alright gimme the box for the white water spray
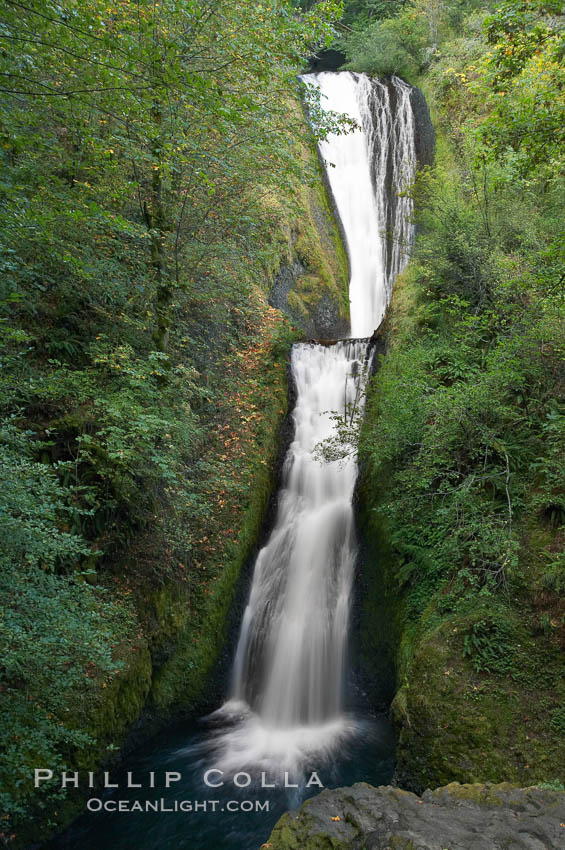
[208,72,417,776]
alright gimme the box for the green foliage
[0,565,135,810]
[344,0,565,183]
[341,0,408,26]
[536,779,565,791]
[361,152,565,619]
[550,707,565,736]
[0,0,348,356]
[0,422,92,572]
[478,0,565,178]
[542,550,565,594]
[0,422,137,824]
[462,616,516,674]
[295,0,401,26]
[341,0,487,77]
[0,419,137,824]
[356,0,565,789]
[344,3,431,77]
[0,0,354,841]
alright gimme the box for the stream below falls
[48,70,418,850]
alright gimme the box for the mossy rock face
[268,137,350,340]
[357,254,565,794]
[392,619,565,793]
[266,782,565,850]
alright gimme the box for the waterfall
[209,71,417,776]
[308,72,416,337]
[231,341,370,727]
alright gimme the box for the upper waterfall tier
[303,72,417,338]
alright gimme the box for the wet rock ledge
[265,782,565,850]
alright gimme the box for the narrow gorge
[3,3,564,850]
[45,71,425,850]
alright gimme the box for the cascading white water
[208,71,417,776]
[209,341,371,775]
[232,341,369,726]
[306,71,417,337]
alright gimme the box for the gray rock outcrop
[266,782,565,850]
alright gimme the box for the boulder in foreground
[266,781,565,850]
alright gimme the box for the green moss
[292,165,350,323]
[149,446,280,717]
[268,129,350,333]
[356,481,400,704]
[433,782,518,806]
[269,816,352,850]
[388,839,416,850]
[358,192,565,792]
[392,616,565,791]
[145,319,295,720]
[81,644,152,760]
